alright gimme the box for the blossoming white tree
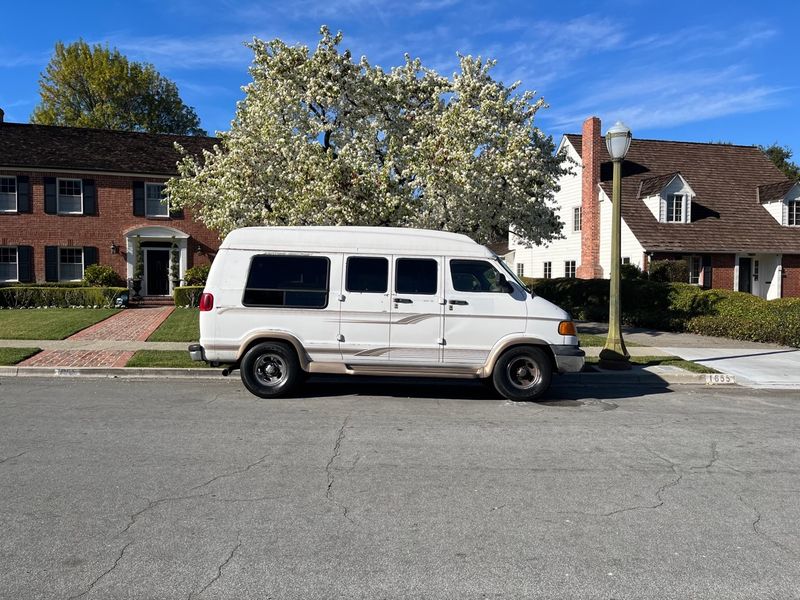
[168,27,568,245]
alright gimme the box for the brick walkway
[20,307,174,367]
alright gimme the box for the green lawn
[147,308,200,342]
[126,350,211,368]
[0,347,41,365]
[578,333,641,347]
[0,309,118,340]
[585,355,717,374]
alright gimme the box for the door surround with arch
[125,225,189,296]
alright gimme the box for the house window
[0,247,18,282]
[0,177,17,212]
[58,179,83,214]
[789,200,800,226]
[516,263,524,278]
[543,262,552,279]
[689,256,701,285]
[666,194,683,223]
[145,183,168,217]
[565,260,576,278]
[622,257,631,264]
[573,207,582,232]
[59,248,84,281]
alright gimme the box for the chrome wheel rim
[507,356,541,390]
[254,353,287,387]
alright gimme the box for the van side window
[395,258,437,295]
[243,255,329,308]
[450,260,506,293]
[346,257,388,293]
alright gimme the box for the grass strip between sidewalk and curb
[126,350,211,368]
[584,355,718,374]
[578,333,641,347]
[146,308,200,342]
[0,309,118,340]
[0,347,41,365]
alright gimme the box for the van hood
[528,295,571,321]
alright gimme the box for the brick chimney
[576,116,604,279]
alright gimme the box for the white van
[189,226,584,401]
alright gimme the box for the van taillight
[199,293,214,311]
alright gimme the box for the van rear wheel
[493,346,552,401]
[240,342,301,398]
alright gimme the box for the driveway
[1,376,798,599]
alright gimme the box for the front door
[145,249,170,295]
[389,256,444,363]
[738,257,752,294]
[443,258,527,365]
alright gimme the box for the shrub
[0,287,126,308]
[173,286,204,307]
[83,264,124,287]
[649,259,689,283]
[620,263,644,280]
[184,264,211,286]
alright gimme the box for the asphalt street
[0,376,798,599]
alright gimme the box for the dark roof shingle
[564,134,798,253]
[0,122,217,176]
[757,180,796,203]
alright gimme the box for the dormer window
[666,194,684,222]
[789,199,800,227]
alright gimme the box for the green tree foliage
[760,143,800,181]
[31,40,206,135]
[168,27,568,244]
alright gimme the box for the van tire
[240,341,301,398]
[492,346,552,401]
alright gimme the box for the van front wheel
[240,342,301,398]
[492,346,552,401]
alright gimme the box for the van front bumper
[552,345,585,373]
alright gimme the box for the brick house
[0,113,220,296]
[510,116,800,298]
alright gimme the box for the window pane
[0,192,15,211]
[59,248,83,281]
[0,177,15,193]
[396,258,437,295]
[0,247,17,281]
[146,183,168,216]
[243,255,329,308]
[346,257,388,293]
[58,179,82,213]
[450,260,505,292]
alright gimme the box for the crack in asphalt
[68,541,133,600]
[191,453,271,491]
[736,494,797,556]
[690,441,719,472]
[188,533,242,600]
[325,416,354,523]
[0,451,26,464]
[120,494,210,535]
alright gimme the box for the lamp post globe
[599,121,632,370]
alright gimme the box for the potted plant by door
[170,237,181,291]
[131,235,144,300]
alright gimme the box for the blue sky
[1,0,798,154]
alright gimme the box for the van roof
[220,226,495,257]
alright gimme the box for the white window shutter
[783,200,789,226]
[659,195,666,222]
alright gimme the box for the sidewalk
[580,322,800,389]
[16,307,174,368]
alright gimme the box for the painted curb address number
[705,373,736,385]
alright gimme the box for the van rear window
[243,255,329,308]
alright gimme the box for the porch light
[110,242,119,254]
[605,121,632,161]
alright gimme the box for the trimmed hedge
[174,286,204,307]
[184,264,211,286]
[0,286,127,308]
[525,277,800,347]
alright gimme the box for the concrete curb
[0,365,730,387]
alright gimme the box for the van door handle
[448,299,469,306]
[394,297,413,304]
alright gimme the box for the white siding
[763,199,783,224]
[510,138,582,277]
[599,189,646,273]
[642,195,660,220]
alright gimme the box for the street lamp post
[599,121,632,370]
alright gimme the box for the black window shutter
[83,246,98,269]
[169,205,184,219]
[44,178,57,214]
[82,179,96,215]
[17,245,33,282]
[133,182,145,216]
[45,246,59,282]
[16,176,31,213]
[702,255,713,289]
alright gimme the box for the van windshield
[494,256,532,295]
